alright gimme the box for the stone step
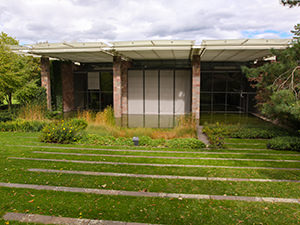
[9,157,300,170]
[28,168,300,183]
[0,182,299,204]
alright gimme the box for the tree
[0,32,41,109]
[242,24,300,127]
[281,0,300,7]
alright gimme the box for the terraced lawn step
[225,143,265,145]
[1,182,299,204]
[32,151,300,163]
[3,212,153,225]
[8,144,281,154]
[28,168,300,183]
[10,157,300,170]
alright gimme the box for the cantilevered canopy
[28,42,114,63]
[110,40,195,60]
[194,39,291,62]
[18,39,291,63]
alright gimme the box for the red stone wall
[113,56,130,118]
[192,55,201,119]
[40,57,51,110]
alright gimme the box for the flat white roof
[15,39,291,63]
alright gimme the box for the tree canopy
[281,0,300,7]
[0,32,41,109]
[242,24,300,128]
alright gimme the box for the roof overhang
[195,39,291,62]
[28,42,114,63]
[14,39,291,63]
[110,40,194,60]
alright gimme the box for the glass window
[227,72,241,92]
[100,71,113,92]
[200,93,212,112]
[212,73,227,92]
[212,94,225,111]
[201,72,212,91]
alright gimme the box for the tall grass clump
[18,104,46,121]
[151,114,197,139]
[94,106,115,126]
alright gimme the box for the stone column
[61,62,75,112]
[113,56,122,119]
[192,55,201,120]
[113,56,130,125]
[41,57,51,110]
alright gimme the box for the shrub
[231,126,290,139]
[267,136,300,151]
[0,111,14,122]
[166,138,206,149]
[0,120,47,132]
[202,122,233,148]
[79,134,205,149]
[40,119,87,144]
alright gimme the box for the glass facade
[74,71,113,111]
[200,63,256,113]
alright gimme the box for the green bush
[267,136,300,151]
[0,119,47,132]
[40,119,87,144]
[231,126,290,139]
[202,122,233,148]
[79,134,205,149]
[0,111,14,122]
[166,138,206,149]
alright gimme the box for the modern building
[23,39,290,127]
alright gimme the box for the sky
[0,0,299,45]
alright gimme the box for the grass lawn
[1,132,300,224]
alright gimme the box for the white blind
[145,70,158,114]
[160,70,174,115]
[88,72,100,90]
[128,70,143,114]
[175,70,191,114]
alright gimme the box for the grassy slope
[1,132,300,224]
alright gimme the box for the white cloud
[0,0,299,44]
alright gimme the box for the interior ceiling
[25,39,290,63]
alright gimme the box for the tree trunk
[7,93,12,110]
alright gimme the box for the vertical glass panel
[227,72,242,92]
[88,92,100,110]
[212,72,227,91]
[159,115,174,128]
[101,93,113,111]
[145,115,159,128]
[88,72,100,90]
[128,115,144,128]
[201,72,212,91]
[200,93,212,112]
[128,70,143,114]
[74,73,87,109]
[100,71,113,92]
[160,70,174,115]
[212,94,225,111]
[227,93,240,112]
[145,70,158,114]
[175,70,191,115]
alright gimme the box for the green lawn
[1,132,300,224]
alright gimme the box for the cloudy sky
[0,0,299,45]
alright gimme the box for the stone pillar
[113,56,122,119]
[61,62,75,112]
[113,56,130,125]
[41,57,51,110]
[192,55,201,120]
